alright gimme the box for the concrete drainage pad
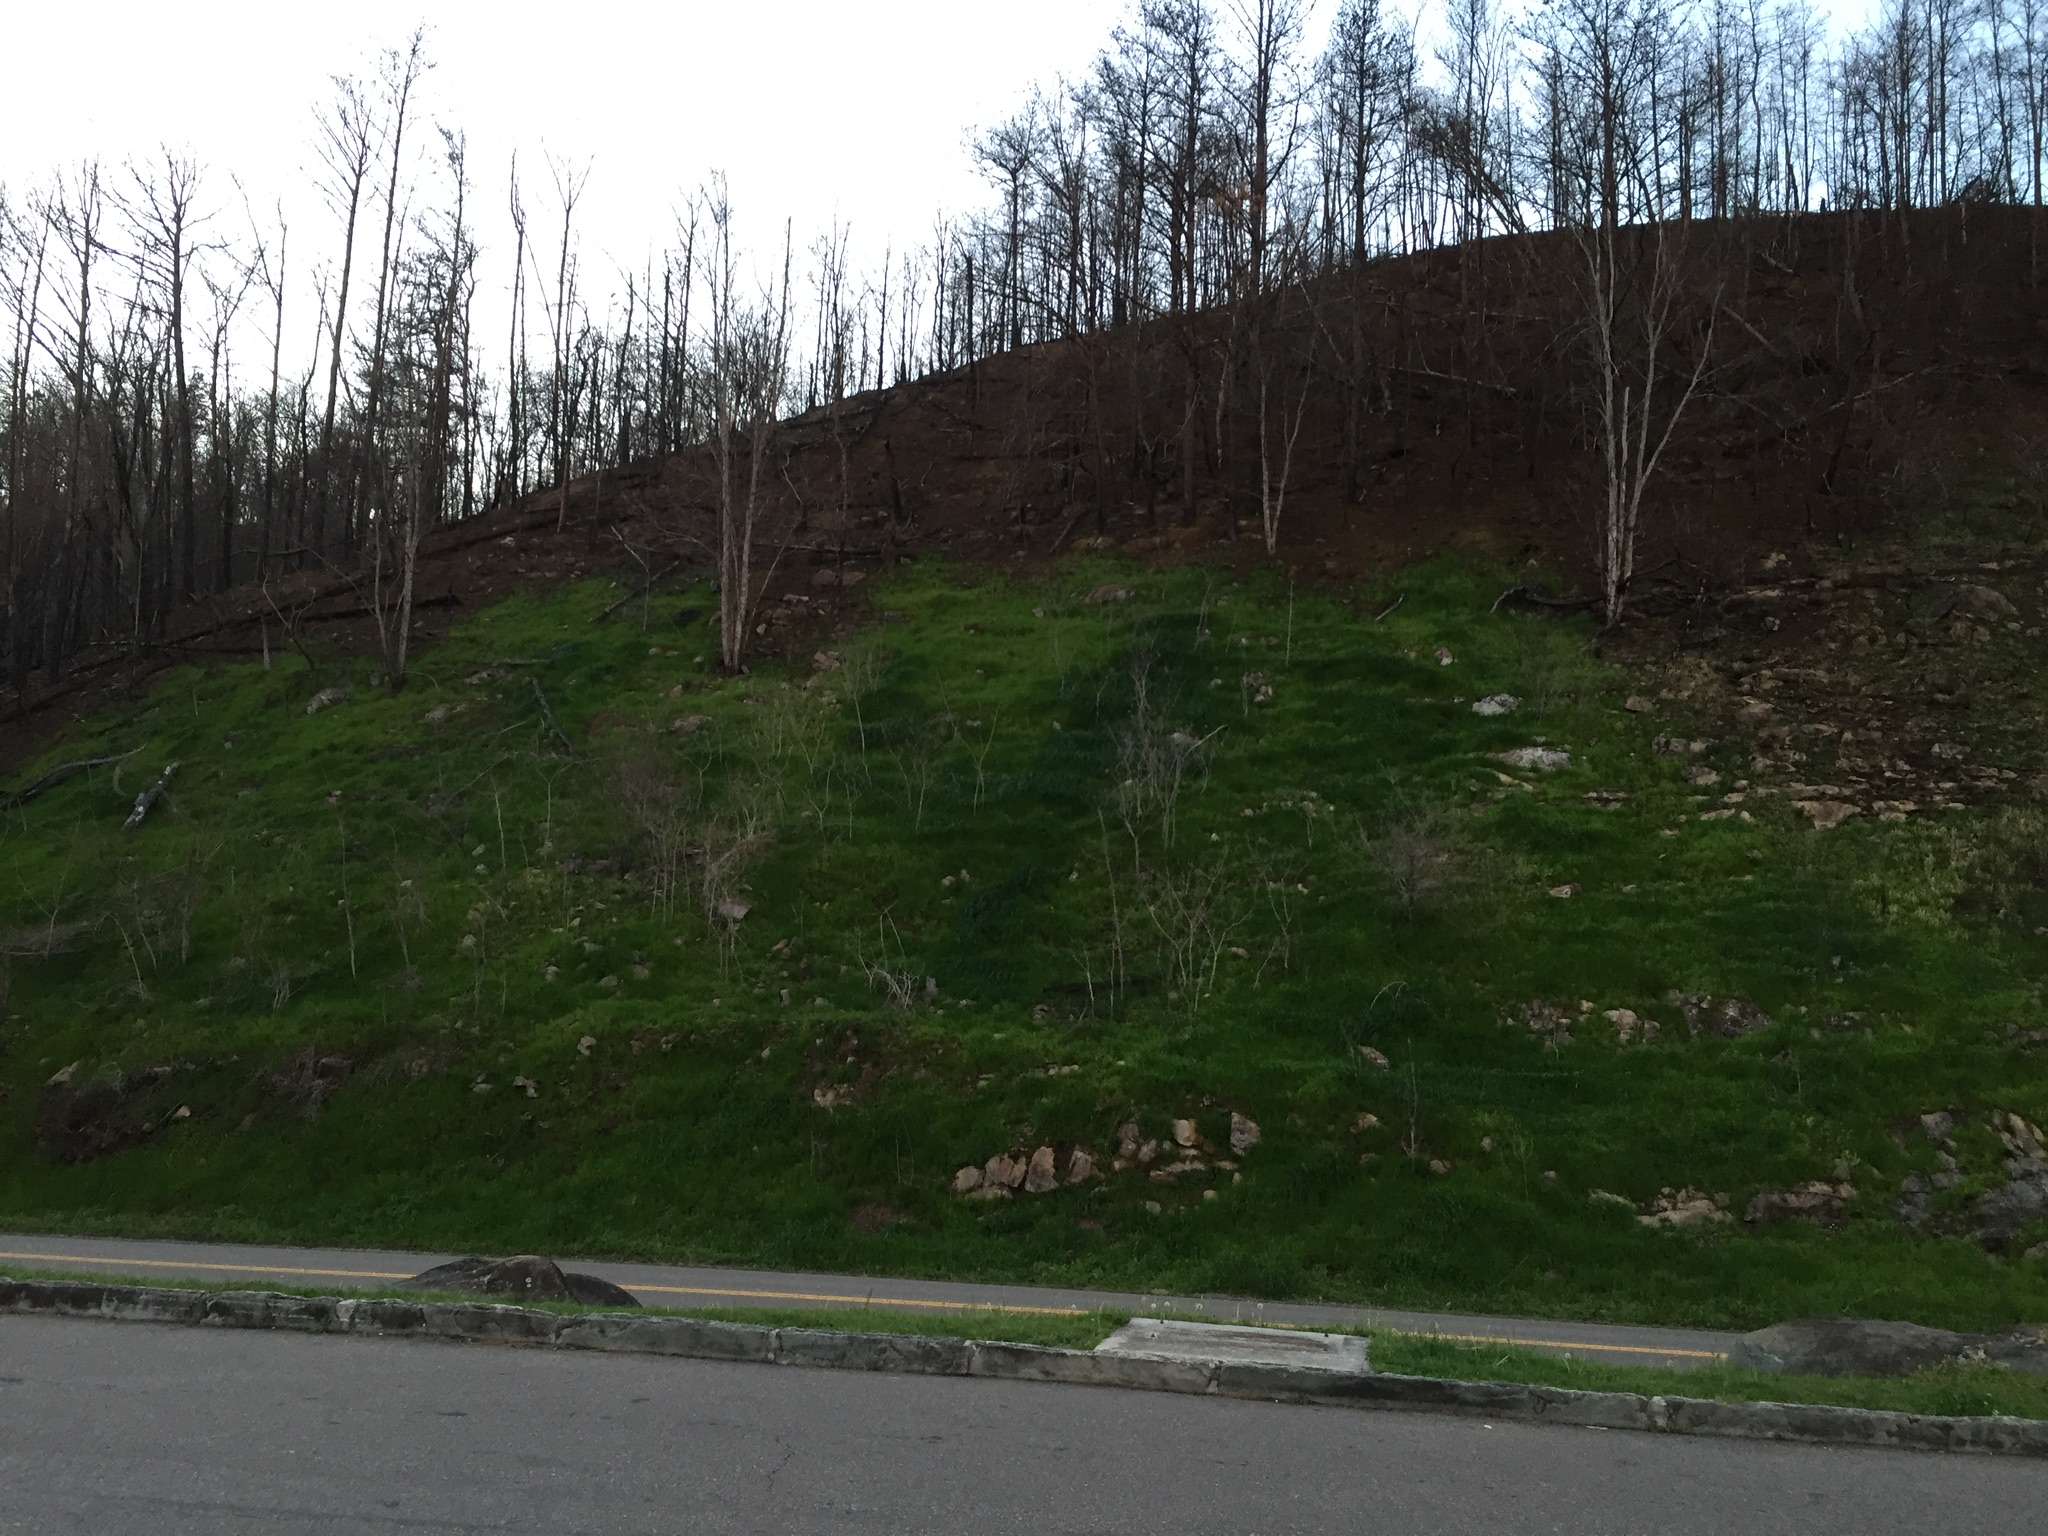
[1098,1318,1372,1375]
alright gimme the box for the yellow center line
[630,1283,1087,1315]
[0,1251,1727,1359]
[1414,1330,1727,1360]
[0,1250,414,1281]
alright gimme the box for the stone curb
[5,1278,2044,1458]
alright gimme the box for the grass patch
[0,553,2044,1332]
[1369,1329,2048,1422]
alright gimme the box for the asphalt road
[0,1231,1733,1369]
[2,1313,2040,1535]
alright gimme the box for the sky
[1,0,1877,377]
[0,0,1117,371]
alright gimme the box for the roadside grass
[1,552,2045,1332]
[1367,1329,2048,1422]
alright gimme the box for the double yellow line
[0,1249,1727,1361]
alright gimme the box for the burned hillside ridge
[8,206,2046,777]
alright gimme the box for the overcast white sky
[2,0,1874,376]
[1,0,1123,371]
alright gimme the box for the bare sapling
[609,743,698,918]
[1575,218,1716,625]
[1140,854,1244,1033]
[1359,802,1472,914]
[698,780,774,971]
[700,184,795,672]
[1111,657,1222,866]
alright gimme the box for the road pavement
[0,1229,1733,1369]
[3,1312,2040,1535]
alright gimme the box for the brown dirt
[9,206,2048,814]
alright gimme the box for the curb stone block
[778,1327,973,1375]
[3,1278,2045,1457]
[205,1291,344,1333]
[970,1340,1217,1394]
[349,1298,432,1335]
[1663,1395,2048,1455]
[558,1315,775,1361]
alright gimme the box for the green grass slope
[2,556,2044,1332]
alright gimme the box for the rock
[46,1062,78,1087]
[577,1035,596,1056]
[1745,1181,1856,1226]
[1604,1007,1640,1042]
[715,897,751,924]
[1434,647,1454,666]
[1681,763,1721,787]
[1358,1045,1390,1070]
[951,1165,983,1194]
[1084,583,1132,604]
[1674,994,1772,1040]
[400,1255,640,1309]
[513,1075,538,1098]
[1024,1145,1058,1194]
[811,650,843,672]
[1509,1000,1574,1046]
[1172,1118,1199,1148]
[1919,1110,1958,1145]
[810,567,865,588]
[1471,693,1519,716]
[1547,883,1580,899]
[1930,584,2018,621]
[671,714,710,734]
[2025,1240,2048,1263]
[1589,1189,1634,1210]
[1499,746,1570,771]
[1638,1188,1732,1227]
[1116,1120,1142,1160]
[1065,1148,1096,1184]
[304,686,352,716]
[1893,1173,1931,1229]
[1974,1166,2048,1249]
[1796,799,1860,831]
[983,1153,1026,1190]
[1729,1317,2048,1378]
[1229,1112,1261,1154]
[1652,736,1708,756]
[1624,696,1653,713]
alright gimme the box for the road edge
[5,1277,2042,1458]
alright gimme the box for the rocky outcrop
[1729,1317,2048,1378]
[400,1255,640,1309]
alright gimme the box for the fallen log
[2,747,142,812]
[122,763,178,832]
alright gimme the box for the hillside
[2,211,2048,1331]
[2,539,2047,1330]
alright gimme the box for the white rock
[1472,694,1519,716]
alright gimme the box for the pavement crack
[761,1433,796,1494]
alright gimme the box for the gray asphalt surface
[0,1230,1733,1369]
[2,1313,2040,1535]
